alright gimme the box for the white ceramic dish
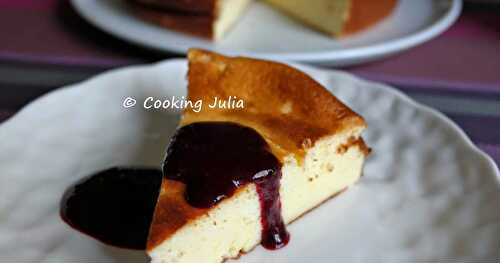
[0,59,499,263]
[71,0,462,66]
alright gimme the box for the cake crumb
[280,101,293,114]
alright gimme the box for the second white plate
[71,0,462,66]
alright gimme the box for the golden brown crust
[129,2,214,39]
[129,0,216,14]
[342,0,398,36]
[147,50,367,251]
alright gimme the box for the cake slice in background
[147,49,370,263]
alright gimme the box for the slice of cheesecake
[264,0,398,36]
[129,0,252,40]
[147,49,370,263]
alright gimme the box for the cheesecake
[146,49,370,263]
[127,0,397,40]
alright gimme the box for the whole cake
[146,49,370,263]
[128,0,398,40]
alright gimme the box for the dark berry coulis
[60,167,162,250]
[60,122,289,250]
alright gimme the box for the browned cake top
[181,49,366,159]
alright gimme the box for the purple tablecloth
[0,0,499,166]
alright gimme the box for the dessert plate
[70,0,461,66]
[0,59,499,263]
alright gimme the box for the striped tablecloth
[0,0,499,166]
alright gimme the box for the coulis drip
[60,167,162,250]
[255,171,290,249]
[164,122,289,249]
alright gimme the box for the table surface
[0,0,499,166]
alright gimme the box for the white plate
[0,59,499,263]
[71,0,462,66]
